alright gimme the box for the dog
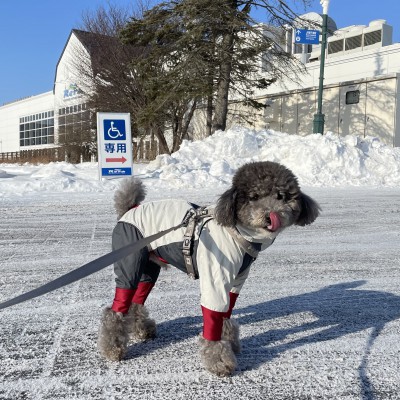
[98,161,320,376]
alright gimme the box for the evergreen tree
[121,0,307,139]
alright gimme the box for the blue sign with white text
[102,167,132,176]
[103,119,126,140]
[295,29,320,45]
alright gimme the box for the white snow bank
[1,126,400,196]
[144,127,400,188]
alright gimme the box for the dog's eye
[277,191,286,201]
[249,194,259,201]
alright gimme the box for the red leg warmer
[111,288,136,314]
[132,282,155,305]
[223,292,239,319]
[201,292,239,341]
[201,306,225,341]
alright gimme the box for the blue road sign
[104,119,126,141]
[295,29,320,45]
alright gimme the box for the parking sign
[97,112,133,178]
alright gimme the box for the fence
[0,148,63,163]
[0,140,160,164]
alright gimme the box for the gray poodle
[98,161,320,376]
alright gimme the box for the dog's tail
[114,177,147,219]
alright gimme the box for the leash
[0,223,182,311]
[0,206,260,311]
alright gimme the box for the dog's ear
[295,192,321,226]
[214,187,237,227]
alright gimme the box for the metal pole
[313,1,330,134]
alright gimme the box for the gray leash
[0,223,182,311]
[0,207,260,311]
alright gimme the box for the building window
[293,43,313,54]
[328,39,344,54]
[57,103,92,146]
[364,30,382,47]
[345,35,362,51]
[19,110,54,147]
[345,90,360,105]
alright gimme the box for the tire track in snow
[39,219,98,381]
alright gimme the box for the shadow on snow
[126,280,400,399]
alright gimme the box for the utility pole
[313,0,330,134]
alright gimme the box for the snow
[1,127,400,399]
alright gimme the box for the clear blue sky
[1,0,400,105]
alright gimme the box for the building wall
[0,32,93,158]
[261,75,400,146]
[0,92,54,153]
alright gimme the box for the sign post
[312,0,331,135]
[97,112,133,179]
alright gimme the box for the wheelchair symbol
[104,119,126,140]
[107,121,123,139]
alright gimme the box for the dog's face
[214,161,320,234]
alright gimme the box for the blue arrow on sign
[295,29,320,45]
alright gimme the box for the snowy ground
[1,128,400,399]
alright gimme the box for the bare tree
[121,0,308,137]
[66,1,173,158]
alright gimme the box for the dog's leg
[199,336,237,377]
[221,318,241,354]
[126,303,157,340]
[126,281,157,340]
[98,287,136,361]
[97,307,129,361]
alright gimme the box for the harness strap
[182,207,210,279]
[181,207,259,279]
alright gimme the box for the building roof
[53,29,145,93]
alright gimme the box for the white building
[0,29,100,161]
[2,15,400,160]
[255,14,400,146]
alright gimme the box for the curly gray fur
[126,303,157,340]
[221,318,241,354]
[97,307,129,361]
[114,177,147,219]
[199,336,237,376]
[214,161,321,229]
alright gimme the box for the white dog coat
[118,199,278,314]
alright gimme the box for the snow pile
[0,162,117,196]
[145,127,400,188]
[1,126,400,196]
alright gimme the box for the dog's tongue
[268,212,281,231]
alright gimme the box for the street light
[313,0,330,134]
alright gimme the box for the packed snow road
[1,186,400,400]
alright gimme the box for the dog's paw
[126,303,157,340]
[199,337,237,377]
[222,318,241,354]
[97,307,129,361]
